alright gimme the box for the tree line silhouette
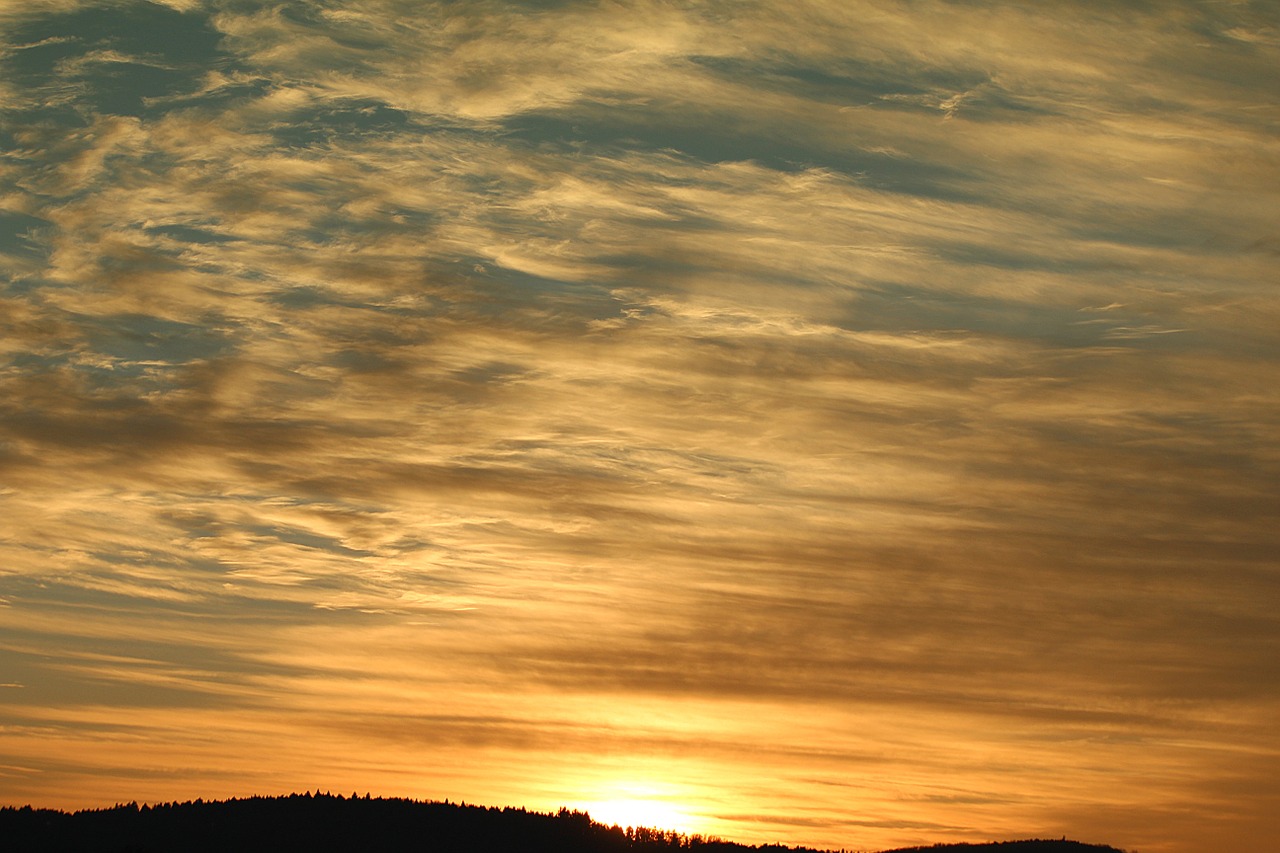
[0,792,1129,853]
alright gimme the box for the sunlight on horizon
[569,781,707,837]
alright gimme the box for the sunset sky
[1,1,1278,851]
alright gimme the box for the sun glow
[582,797,698,834]
[569,780,706,836]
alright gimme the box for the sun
[581,797,697,834]
[572,783,703,835]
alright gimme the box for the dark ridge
[879,843,1130,853]
[0,793,1128,853]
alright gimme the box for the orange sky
[1,2,1278,852]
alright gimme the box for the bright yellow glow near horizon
[570,782,706,836]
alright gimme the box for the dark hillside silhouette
[0,793,1128,853]
[880,843,1128,853]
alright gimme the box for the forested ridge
[0,793,1129,853]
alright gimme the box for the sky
[1,1,1278,851]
